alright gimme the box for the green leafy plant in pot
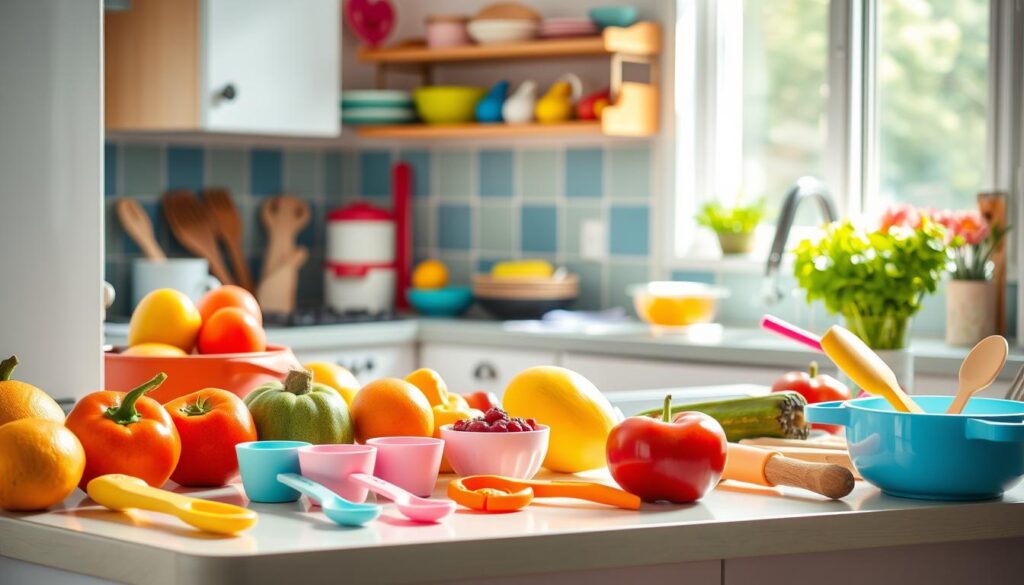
[696,199,766,255]
[792,205,948,351]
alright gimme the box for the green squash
[245,369,353,444]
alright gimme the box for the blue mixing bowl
[807,396,1024,501]
[408,287,474,317]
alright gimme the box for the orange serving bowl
[104,344,301,404]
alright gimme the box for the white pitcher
[502,81,537,125]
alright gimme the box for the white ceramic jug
[502,81,537,125]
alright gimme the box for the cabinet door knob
[220,84,237,101]
[473,362,498,381]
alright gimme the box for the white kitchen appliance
[325,202,395,314]
[325,163,412,315]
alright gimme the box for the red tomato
[606,396,727,503]
[462,391,500,412]
[197,308,267,354]
[771,361,851,433]
[164,388,257,486]
[197,285,263,324]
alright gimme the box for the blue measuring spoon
[277,473,381,527]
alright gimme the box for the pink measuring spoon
[760,315,824,352]
[348,473,454,523]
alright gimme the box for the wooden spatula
[162,190,234,285]
[203,187,252,290]
[257,246,308,314]
[820,325,923,413]
[260,195,310,279]
[116,198,165,261]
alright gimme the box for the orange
[121,343,187,357]
[305,362,361,407]
[0,419,85,510]
[0,356,65,427]
[404,368,450,407]
[351,378,433,443]
[411,260,448,290]
[128,288,202,353]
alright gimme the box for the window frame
[669,0,1024,276]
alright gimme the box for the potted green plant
[695,200,766,255]
[932,208,1009,346]
[792,205,949,388]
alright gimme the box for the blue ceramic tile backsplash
[103,139,1016,337]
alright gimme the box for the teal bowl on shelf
[806,396,1024,501]
[589,6,638,28]
[408,287,474,317]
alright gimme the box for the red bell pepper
[606,395,727,503]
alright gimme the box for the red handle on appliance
[393,162,412,310]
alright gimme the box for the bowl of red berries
[439,408,550,479]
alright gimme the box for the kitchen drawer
[418,343,559,396]
[296,344,416,385]
[561,352,788,391]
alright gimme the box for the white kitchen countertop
[3,470,1023,585]
[104,318,1024,380]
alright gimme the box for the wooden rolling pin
[741,445,862,480]
[740,437,848,451]
[723,443,855,499]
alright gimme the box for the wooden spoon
[115,198,165,261]
[203,187,252,291]
[162,190,234,285]
[820,325,924,413]
[946,335,1008,414]
[260,195,310,278]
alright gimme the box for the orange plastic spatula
[820,325,923,413]
[448,476,641,513]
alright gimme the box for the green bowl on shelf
[413,86,487,124]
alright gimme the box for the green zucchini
[636,392,810,441]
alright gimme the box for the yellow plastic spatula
[87,474,257,535]
[820,325,924,413]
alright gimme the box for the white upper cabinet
[105,0,340,137]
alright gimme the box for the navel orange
[0,356,65,428]
[0,418,85,511]
[351,378,433,443]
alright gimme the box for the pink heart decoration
[345,0,396,47]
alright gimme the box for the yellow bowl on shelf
[631,282,729,328]
[413,86,487,124]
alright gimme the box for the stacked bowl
[467,2,540,44]
[539,18,598,39]
[340,90,417,126]
[472,273,579,320]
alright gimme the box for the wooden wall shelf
[356,23,662,139]
[354,121,603,139]
[358,22,661,66]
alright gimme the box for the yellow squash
[502,366,618,473]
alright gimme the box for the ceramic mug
[131,258,220,308]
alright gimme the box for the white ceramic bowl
[439,424,550,479]
[467,19,538,44]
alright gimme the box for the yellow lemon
[127,289,202,353]
[502,366,617,473]
[412,260,449,290]
[404,368,449,407]
[305,362,361,407]
[121,343,188,357]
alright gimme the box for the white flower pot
[945,279,996,346]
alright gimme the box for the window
[871,0,990,210]
[675,0,1020,259]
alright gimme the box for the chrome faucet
[762,176,839,304]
